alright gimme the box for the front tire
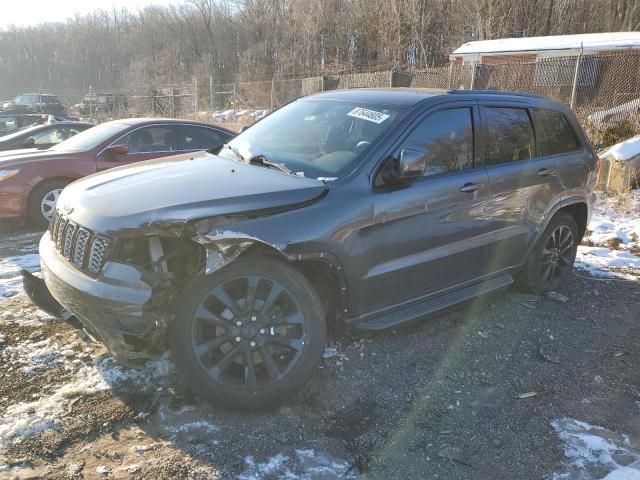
[27,179,70,229]
[518,212,579,293]
[170,255,326,410]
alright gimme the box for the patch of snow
[239,449,356,480]
[0,254,40,298]
[323,347,338,359]
[550,418,640,480]
[602,136,640,162]
[168,420,219,435]
[0,355,159,446]
[576,246,640,279]
[578,191,640,280]
[1,338,68,374]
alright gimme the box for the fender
[525,195,589,259]
[192,229,288,274]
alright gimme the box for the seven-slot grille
[49,211,112,275]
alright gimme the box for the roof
[452,32,640,56]
[308,88,447,106]
[307,88,557,107]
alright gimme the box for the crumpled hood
[59,150,328,236]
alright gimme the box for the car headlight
[0,169,20,182]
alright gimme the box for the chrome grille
[49,212,111,275]
[73,229,90,267]
[55,218,68,252]
[88,236,110,274]
[62,223,77,258]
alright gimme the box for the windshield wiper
[248,155,291,175]
[221,143,291,175]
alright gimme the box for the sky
[0,0,187,28]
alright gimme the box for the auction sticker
[347,107,390,124]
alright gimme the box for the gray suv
[24,89,598,410]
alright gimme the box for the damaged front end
[24,215,288,366]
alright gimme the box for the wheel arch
[556,202,588,241]
[26,176,75,205]
[25,176,76,219]
[525,198,588,262]
[193,233,349,329]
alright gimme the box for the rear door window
[178,126,228,151]
[531,109,581,156]
[397,108,474,177]
[483,107,535,165]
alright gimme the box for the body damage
[30,153,335,363]
[25,90,596,367]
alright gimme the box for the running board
[354,273,513,331]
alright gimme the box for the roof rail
[447,89,545,99]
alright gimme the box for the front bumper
[35,232,165,364]
[0,184,26,219]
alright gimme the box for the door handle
[537,168,557,177]
[459,182,483,193]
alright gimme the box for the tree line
[0,0,638,96]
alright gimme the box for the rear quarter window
[531,109,582,156]
[483,107,535,165]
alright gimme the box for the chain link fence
[5,51,636,141]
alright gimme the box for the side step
[355,273,513,331]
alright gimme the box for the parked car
[0,113,80,137]
[0,113,47,136]
[1,93,65,114]
[0,118,234,227]
[77,93,128,116]
[23,89,597,410]
[0,122,93,152]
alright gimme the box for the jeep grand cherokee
[24,88,597,410]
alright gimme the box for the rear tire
[170,255,326,410]
[27,179,70,229]
[517,212,578,294]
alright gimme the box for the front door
[355,105,493,313]
[96,125,179,171]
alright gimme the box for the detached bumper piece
[22,269,65,318]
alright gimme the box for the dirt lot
[1,213,639,479]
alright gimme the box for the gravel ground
[0,219,639,480]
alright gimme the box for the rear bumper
[37,232,165,364]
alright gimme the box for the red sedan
[0,118,234,227]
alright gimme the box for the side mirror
[103,144,129,158]
[381,148,426,185]
[239,125,250,133]
[23,137,35,147]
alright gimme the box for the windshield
[0,124,42,142]
[220,98,404,179]
[51,121,128,152]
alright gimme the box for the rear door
[530,108,589,193]
[480,104,564,271]
[356,103,492,312]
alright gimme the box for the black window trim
[178,124,231,151]
[479,103,538,168]
[372,101,481,186]
[98,123,229,157]
[529,107,584,159]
